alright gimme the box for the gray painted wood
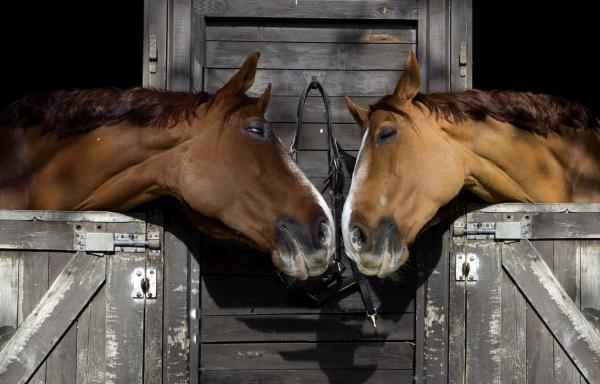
[0,210,144,222]
[0,221,74,251]
[448,210,467,384]
[531,213,600,239]
[0,251,19,338]
[201,313,414,343]
[267,96,377,124]
[76,286,106,384]
[189,235,201,384]
[163,212,190,384]
[0,252,105,384]
[168,0,192,91]
[500,267,527,384]
[206,68,403,97]
[422,0,449,92]
[580,241,600,332]
[143,0,168,89]
[297,150,358,178]
[206,41,415,70]
[466,239,502,384]
[554,241,583,383]
[526,241,555,384]
[145,211,164,384]
[200,369,414,384]
[201,342,414,370]
[197,0,419,19]
[191,0,206,92]
[274,123,362,150]
[46,252,78,384]
[502,240,600,384]
[450,0,472,91]
[17,251,48,384]
[207,25,416,44]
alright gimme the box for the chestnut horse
[342,51,600,277]
[0,52,333,280]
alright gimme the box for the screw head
[147,292,153,298]
[136,292,143,298]
[469,255,475,261]
[149,270,154,275]
[468,276,474,281]
[458,254,463,259]
[136,271,142,276]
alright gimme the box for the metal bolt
[468,276,474,281]
[459,276,465,281]
[136,292,143,298]
[147,292,153,298]
[469,255,475,261]
[136,271,142,276]
[149,270,154,275]
[458,254,463,259]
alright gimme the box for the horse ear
[393,51,420,102]
[256,83,271,116]
[345,97,369,135]
[215,52,260,100]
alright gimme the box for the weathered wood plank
[46,252,78,384]
[466,240,502,384]
[206,41,415,70]
[76,286,106,384]
[200,369,414,384]
[530,213,600,239]
[206,69,402,97]
[526,241,555,384]
[500,268,527,384]
[201,313,414,343]
[143,0,168,89]
[0,210,145,223]
[448,216,466,384]
[502,240,600,384]
[17,251,48,384]
[105,219,146,384]
[197,0,419,20]
[201,275,414,315]
[201,342,414,370]
[554,241,583,383]
[167,0,192,91]
[163,212,190,384]
[274,123,362,150]
[0,251,19,340]
[297,150,358,178]
[580,240,600,333]
[206,25,416,44]
[0,221,74,251]
[144,211,164,384]
[0,252,105,384]
[267,96,377,124]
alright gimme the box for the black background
[1,1,598,115]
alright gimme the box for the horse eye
[377,127,397,144]
[246,123,265,137]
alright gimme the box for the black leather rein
[289,79,378,329]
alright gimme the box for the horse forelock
[369,90,599,137]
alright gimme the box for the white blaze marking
[342,128,369,263]
[379,195,387,207]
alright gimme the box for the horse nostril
[350,226,366,252]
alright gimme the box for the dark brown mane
[0,87,211,137]
[370,90,600,136]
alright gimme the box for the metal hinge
[149,34,158,74]
[75,232,161,253]
[459,40,468,77]
[456,253,478,281]
[132,267,157,299]
[453,221,531,240]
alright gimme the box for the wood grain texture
[448,224,466,384]
[0,221,74,251]
[500,269,527,384]
[0,252,105,384]
[207,25,416,43]
[206,41,415,70]
[0,251,19,336]
[168,0,192,91]
[197,0,419,19]
[531,213,600,239]
[143,0,168,89]
[274,123,362,150]
[201,313,414,343]
[201,342,414,370]
[267,96,377,124]
[76,286,106,384]
[206,68,402,96]
[200,369,414,384]
[503,240,600,384]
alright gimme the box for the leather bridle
[288,78,378,330]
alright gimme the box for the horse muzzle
[344,219,409,278]
[273,217,334,280]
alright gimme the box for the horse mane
[0,87,213,137]
[370,89,600,136]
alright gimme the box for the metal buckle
[367,311,378,332]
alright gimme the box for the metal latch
[75,232,161,253]
[454,221,531,240]
[132,267,157,299]
[149,34,158,74]
[459,40,468,77]
[456,253,478,281]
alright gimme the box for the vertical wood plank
[0,251,19,344]
[554,241,582,383]
[424,0,449,92]
[527,241,555,384]
[143,0,168,89]
[191,0,206,92]
[163,212,190,384]
[450,0,472,91]
[18,251,48,384]
[466,240,502,384]
[77,286,106,384]
[580,240,600,332]
[448,222,466,384]
[145,210,164,384]
[500,269,526,384]
[46,252,78,384]
[168,0,192,91]
[189,242,200,384]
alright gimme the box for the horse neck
[450,118,600,203]
[1,120,195,210]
